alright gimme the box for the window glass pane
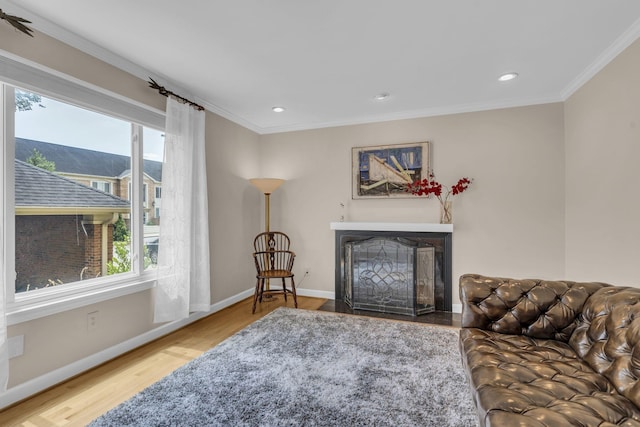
[143,127,164,269]
[91,181,112,194]
[143,183,148,204]
[14,88,133,293]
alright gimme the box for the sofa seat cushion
[461,328,640,427]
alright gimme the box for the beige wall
[8,292,153,386]
[1,27,260,388]
[206,113,261,302]
[260,103,567,301]
[565,38,640,284]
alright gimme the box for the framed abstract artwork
[352,141,430,199]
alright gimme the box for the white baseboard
[210,288,254,312]
[0,288,254,410]
[451,303,462,314]
[296,288,335,300]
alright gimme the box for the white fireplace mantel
[329,222,453,233]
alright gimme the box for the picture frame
[352,141,430,199]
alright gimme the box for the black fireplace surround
[334,229,453,313]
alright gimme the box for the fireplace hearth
[332,222,452,314]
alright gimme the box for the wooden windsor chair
[252,231,298,314]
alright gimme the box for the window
[14,90,136,292]
[128,182,148,202]
[153,186,162,219]
[1,54,166,322]
[143,128,164,267]
[91,180,112,194]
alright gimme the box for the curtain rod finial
[147,77,204,111]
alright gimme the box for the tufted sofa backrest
[569,286,640,407]
[460,274,608,342]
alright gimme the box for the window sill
[7,275,157,326]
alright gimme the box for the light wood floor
[0,295,327,426]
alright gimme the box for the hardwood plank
[0,296,327,426]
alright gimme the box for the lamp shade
[249,178,285,194]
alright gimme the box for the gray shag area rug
[90,308,477,427]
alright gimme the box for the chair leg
[252,278,261,314]
[290,276,298,308]
[259,279,265,303]
[282,278,287,302]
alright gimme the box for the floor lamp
[250,178,285,298]
[249,178,285,232]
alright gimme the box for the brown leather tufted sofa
[459,273,640,427]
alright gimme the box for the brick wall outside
[15,215,114,292]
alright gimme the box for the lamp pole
[264,192,271,232]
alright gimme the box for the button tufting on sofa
[459,274,640,427]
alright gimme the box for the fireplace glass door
[345,237,435,316]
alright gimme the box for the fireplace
[345,237,436,315]
[332,222,453,314]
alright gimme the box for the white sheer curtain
[154,97,210,323]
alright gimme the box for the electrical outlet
[87,311,99,332]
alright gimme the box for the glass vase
[440,200,452,224]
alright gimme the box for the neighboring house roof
[15,138,163,182]
[15,159,130,209]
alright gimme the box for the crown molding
[561,16,640,100]
[198,99,263,134]
[257,95,562,135]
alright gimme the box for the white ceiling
[5,1,640,134]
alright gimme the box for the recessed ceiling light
[272,106,286,113]
[374,93,390,101]
[498,72,519,82]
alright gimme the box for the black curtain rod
[148,78,205,111]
